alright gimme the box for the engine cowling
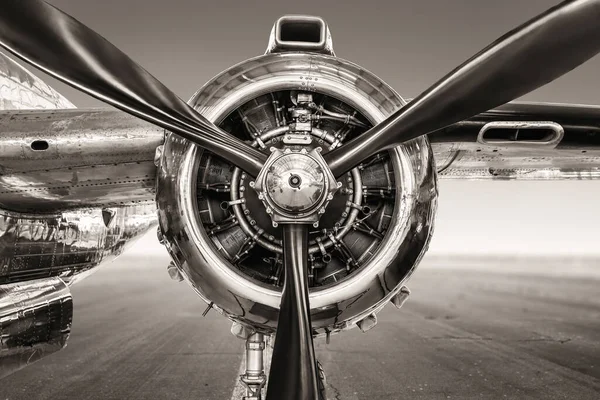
[156,50,437,336]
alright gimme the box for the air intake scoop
[266,15,335,56]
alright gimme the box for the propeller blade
[266,224,320,400]
[0,0,266,176]
[324,0,600,176]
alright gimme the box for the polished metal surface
[0,277,72,379]
[252,147,340,225]
[0,10,159,291]
[266,224,319,400]
[323,0,600,176]
[0,51,73,110]
[263,151,326,213]
[0,204,157,285]
[156,52,437,335]
[432,101,600,179]
[0,109,162,212]
[0,0,266,176]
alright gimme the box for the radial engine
[155,16,438,337]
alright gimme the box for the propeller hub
[251,147,341,226]
[266,154,325,213]
[288,174,302,189]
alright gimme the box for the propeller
[265,224,320,400]
[324,0,600,176]
[0,0,266,176]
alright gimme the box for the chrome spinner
[251,146,341,227]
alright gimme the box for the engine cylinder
[156,52,437,335]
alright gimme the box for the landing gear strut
[240,333,267,400]
[239,331,327,400]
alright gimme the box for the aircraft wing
[0,51,161,378]
[431,102,600,180]
[0,51,162,285]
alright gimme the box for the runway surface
[1,252,599,400]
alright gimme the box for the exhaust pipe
[0,277,72,379]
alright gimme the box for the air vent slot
[483,128,557,142]
[31,140,49,151]
[477,121,564,148]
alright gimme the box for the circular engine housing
[156,53,438,335]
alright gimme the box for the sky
[23,0,600,256]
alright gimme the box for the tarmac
[1,252,599,399]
